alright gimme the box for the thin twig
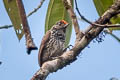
[0,25,13,29]
[27,0,45,17]
[104,29,120,42]
[75,0,120,28]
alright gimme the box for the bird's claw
[63,44,73,52]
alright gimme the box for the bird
[38,20,69,67]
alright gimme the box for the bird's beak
[64,23,69,28]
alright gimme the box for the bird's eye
[57,33,63,37]
[58,22,61,25]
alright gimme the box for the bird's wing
[38,30,51,67]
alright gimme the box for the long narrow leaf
[3,0,24,40]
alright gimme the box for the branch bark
[31,0,120,80]
[16,0,37,54]
[62,0,84,42]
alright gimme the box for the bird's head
[52,20,69,31]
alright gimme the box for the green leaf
[93,0,113,16]
[3,0,24,40]
[93,0,120,31]
[45,0,73,46]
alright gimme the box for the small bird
[38,20,69,67]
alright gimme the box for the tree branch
[75,0,120,29]
[31,0,120,80]
[85,0,120,34]
[27,0,45,17]
[16,0,37,54]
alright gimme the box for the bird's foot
[63,44,73,52]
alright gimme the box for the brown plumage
[38,20,69,67]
